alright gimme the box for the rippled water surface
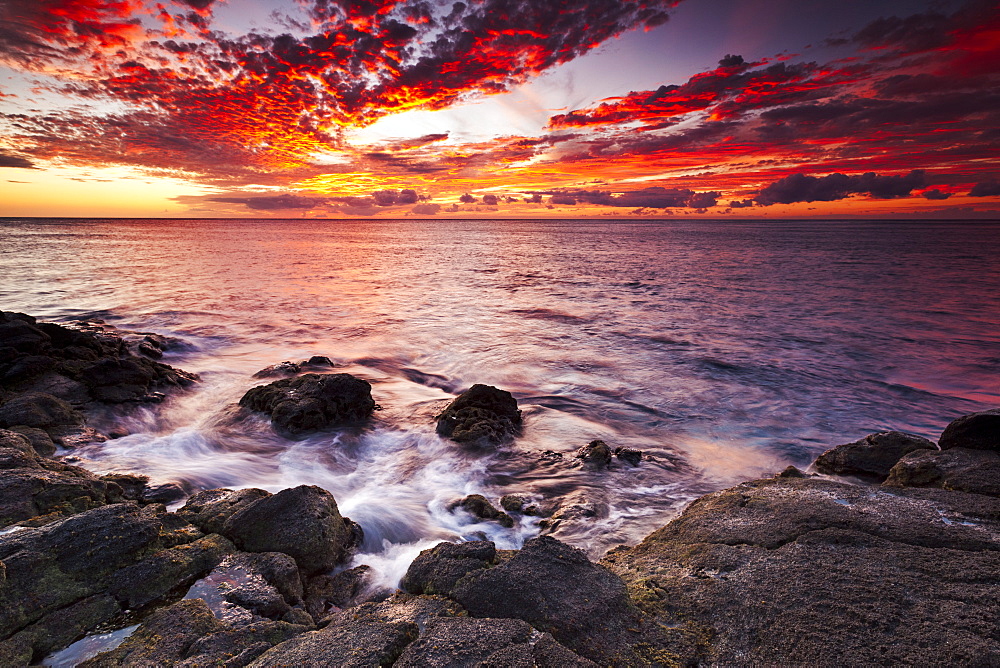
[2,217,999,567]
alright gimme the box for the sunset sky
[1,0,998,218]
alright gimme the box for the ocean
[2,217,998,584]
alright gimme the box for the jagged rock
[435,384,522,445]
[177,487,271,534]
[394,616,598,667]
[885,447,1000,497]
[449,536,639,663]
[451,494,514,528]
[602,476,1000,666]
[778,465,808,478]
[80,598,227,667]
[813,431,937,480]
[239,373,375,435]
[0,503,164,640]
[400,541,497,596]
[201,551,305,621]
[939,408,1000,452]
[574,440,612,468]
[0,315,49,353]
[107,533,234,610]
[614,446,643,466]
[221,485,353,575]
[0,393,83,430]
[252,361,302,378]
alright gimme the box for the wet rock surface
[435,383,522,445]
[239,372,375,435]
[450,493,515,528]
[813,430,937,480]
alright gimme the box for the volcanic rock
[400,540,497,596]
[394,616,598,667]
[939,408,1000,452]
[177,487,271,535]
[435,384,522,445]
[574,439,612,468]
[885,447,1000,497]
[451,494,514,528]
[813,430,937,480]
[449,535,639,662]
[602,475,1000,665]
[239,373,375,435]
[220,485,354,575]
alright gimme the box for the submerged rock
[813,430,937,480]
[451,494,515,528]
[885,447,1000,497]
[574,439,612,468]
[221,485,355,575]
[435,384,522,445]
[614,446,643,466]
[939,408,1000,452]
[239,373,375,435]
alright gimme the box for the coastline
[1,311,998,666]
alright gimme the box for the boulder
[573,440,612,468]
[79,598,227,667]
[0,503,164,640]
[813,431,937,480]
[885,447,1000,497]
[451,494,514,528]
[602,476,1000,666]
[107,533,235,610]
[400,540,497,596]
[0,393,82,430]
[99,472,149,501]
[939,408,1000,452]
[435,384,522,445]
[221,485,353,574]
[176,487,271,534]
[394,616,598,667]
[0,317,50,353]
[79,357,158,403]
[449,536,639,663]
[200,551,305,621]
[239,373,375,435]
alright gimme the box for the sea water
[2,218,998,574]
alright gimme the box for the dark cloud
[550,194,577,205]
[755,170,926,205]
[210,194,321,210]
[921,189,952,200]
[411,203,441,215]
[481,193,499,205]
[0,152,36,169]
[459,193,476,203]
[372,188,419,205]
[968,180,1000,197]
[729,199,755,208]
[541,187,720,209]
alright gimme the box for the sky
[0,0,998,218]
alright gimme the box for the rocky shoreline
[1,311,998,666]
